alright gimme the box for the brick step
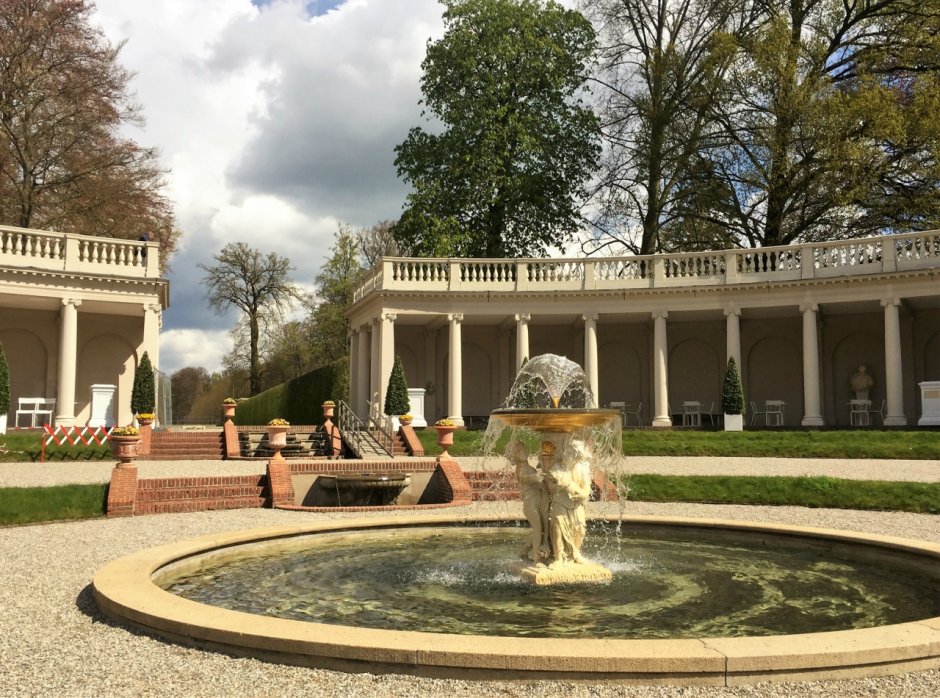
[142,454,224,460]
[134,496,266,515]
[136,486,265,502]
[148,447,224,455]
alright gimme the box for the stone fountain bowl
[92,513,940,685]
[489,407,621,432]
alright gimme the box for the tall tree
[695,0,940,248]
[306,226,364,365]
[0,0,179,263]
[357,219,409,267]
[170,366,210,423]
[130,350,155,416]
[584,0,744,255]
[394,0,600,258]
[199,242,299,396]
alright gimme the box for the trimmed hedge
[233,357,349,426]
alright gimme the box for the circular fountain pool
[93,514,940,684]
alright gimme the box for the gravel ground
[1,496,939,697]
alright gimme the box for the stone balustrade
[353,230,940,302]
[0,224,160,279]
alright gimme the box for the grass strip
[623,474,940,514]
[0,433,110,462]
[414,428,940,459]
[0,484,108,525]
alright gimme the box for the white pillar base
[801,416,824,427]
[652,417,672,428]
[884,416,908,427]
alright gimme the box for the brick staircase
[465,470,520,501]
[134,474,268,515]
[149,430,224,460]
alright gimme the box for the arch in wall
[0,329,49,417]
[830,332,883,426]
[597,340,642,408]
[668,338,721,410]
[77,333,137,425]
[746,336,803,426]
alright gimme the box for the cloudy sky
[90,0,452,374]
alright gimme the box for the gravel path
[1,499,939,697]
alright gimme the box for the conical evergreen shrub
[131,351,156,415]
[384,356,410,416]
[721,357,745,415]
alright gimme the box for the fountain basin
[93,514,940,685]
[314,473,411,507]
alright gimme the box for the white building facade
[0,225,167,427]
[347,231,940,428]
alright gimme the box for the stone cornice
[0,265,169,308]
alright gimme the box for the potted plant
[384,356,410,426]
[266,418,290,460]
[110,425,140,466]
[222,397,237,420]
[434,418,456,456]
[0,342,8,435]
[131,351,156,424]
[721,357,745,432]
[399,413,414,427]
[322,400,336,419]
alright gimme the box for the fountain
[91,354,940,683]
[485,354,623,584]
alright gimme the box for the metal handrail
[335,400,365,458]
[367,400,395,456]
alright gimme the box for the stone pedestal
[88,384,116,427]
[918,381,940,426]
[407,388,427,427]
[507,560,613,586]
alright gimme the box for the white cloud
[159,328,231,374]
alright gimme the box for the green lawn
[0,484,108,525]
[622,474,940,514]
[415,428,940,459]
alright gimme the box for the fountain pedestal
[507,560,613,586]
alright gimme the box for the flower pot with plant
[322,400,336,419]
[222,398,237,421]
[434,418,456,456]
[110,425,140,466]
[266,419,290,460]
[721,357,745,432]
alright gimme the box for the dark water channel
[162,524,940,639]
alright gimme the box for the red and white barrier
[41,425,114,462]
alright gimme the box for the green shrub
[721,357,745,415]
[0,342,9,415]
[384,355,410,415]
[130,351,156,415]
[234,357,349,425]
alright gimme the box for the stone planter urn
[266,425,290,461]
[222,402,236,421]
[434,424,456,457]
[322,403,335,419]
[110,435,140,467]
[399,415,413,427]
[136,415,154,428]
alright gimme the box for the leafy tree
[306,226,365,365]
[584,0,743,255]
[130,351,155,416]
[199,242,300,396]
[0,342,9,416]
[0,0,179,264]
[357,219,410,266]
[170,366,211,422]
[384,356,411,416]
[394,0,600,257]
[721,357,745,415]
[693,0,940,247]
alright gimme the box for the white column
[55,298,81,427]
[800,303,824,426]
[651,311,671,427]
[448,313,464,426]
[424,329,437,420]
[882,298,907,426]
[349,329,359,409]
[142,303,161,371]
[356,324,371,420]
[515,313,530,371]
[378,312,396,412]
[369,318,381,411]
[724,307,741,368]
[583,314,598,406]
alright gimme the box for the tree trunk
[249,313,261,396]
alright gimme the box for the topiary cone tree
[721,357,745,431]
[131,351,156,416]
[384,355,411,416]
[0,342,9,433]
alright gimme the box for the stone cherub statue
[505,438,548,564]
[544,438,593,568]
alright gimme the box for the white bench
[15,397,56,427]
